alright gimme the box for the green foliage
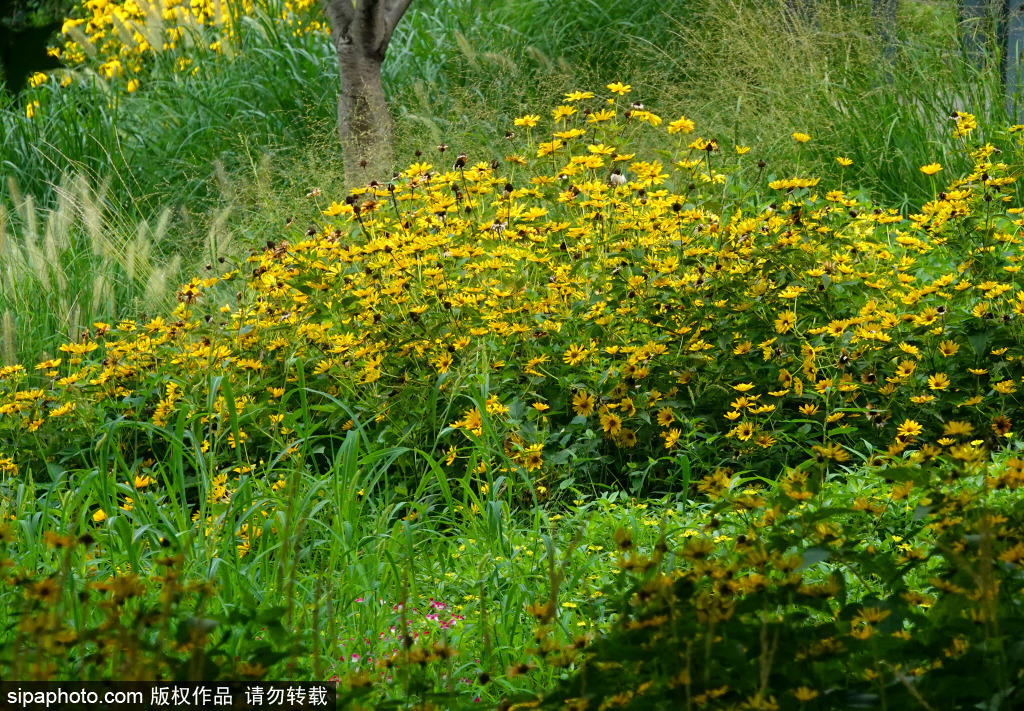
[647,0,1017,209]
[0,531,300,680]
[0,174,193,366]
[5,0,1024,708]
[535,458,1024,710]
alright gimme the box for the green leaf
[550,448,574,465]
[968,328,997,356]
[876,465,927,485]
[797,547,831,571]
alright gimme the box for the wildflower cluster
[22,0,323,103]
[330,597,465,672]
[6,88,1024,505]
[333,597,481,707]
[3,91,1024,508]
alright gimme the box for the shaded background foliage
[0,0,68,94]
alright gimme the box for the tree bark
[336,48,393,183]
[321,0,414,186]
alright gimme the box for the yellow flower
[599,409,622,435]
[853,607,891,625]
[774,311,796,334]
[552,105,577,122]
[572,391,595,417]
[792,132,811,143]
[563,343,590,365]
[524,444,544,471]
[404,162,433,177]
[668,116,695,134]
[732,422,755,441]
[920,163,942,176]
[61,17,85,34]
[663,428,681,449]
[606,82,632,95]
[99,59,122,78]
[587,109,615,124]
[127,79,140,93]
[92,509,107,523]
[322,201,351,217]
[794,687,819,702]
[587,143,617,155]
[943,421,973,436]
[951,111,977,138]
[26,101,40,119]
[49,402,76,418]
[994,379,1017,394]
[537,139,564,158]
[836,157,853,166]
[897,419,923,438]
[514,114,540,128]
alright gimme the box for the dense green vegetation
[2,0,1024,709]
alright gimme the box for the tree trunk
[322,0,413,187]
[335,47,395,185]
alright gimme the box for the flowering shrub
[37,0,324,91]
[527,456,1024,711]
[4,87,1024,503]
[0,529,295,680]
[6,89,1024,510]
